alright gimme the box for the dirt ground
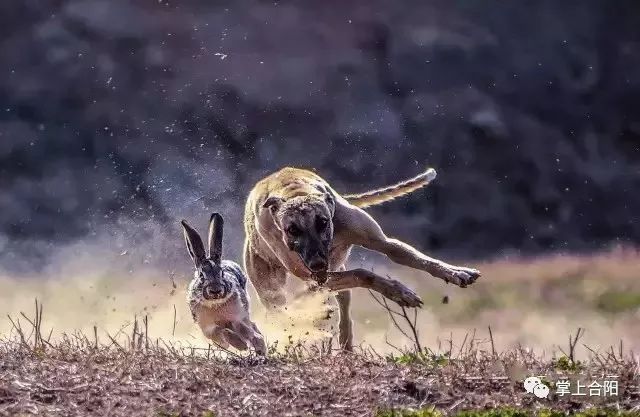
[0,341,638,417]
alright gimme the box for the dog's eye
[286,224,302,237]
[316,217,328,232]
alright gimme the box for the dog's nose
[308,257,328,272]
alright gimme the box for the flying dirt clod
[182,213,266,355]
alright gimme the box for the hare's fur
[182,215,266,355]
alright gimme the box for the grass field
[1,247,640,415]
[0,332,638,416]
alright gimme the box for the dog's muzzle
[307,257,328,273]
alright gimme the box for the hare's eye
[286,224,302,237]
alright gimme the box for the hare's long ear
[181,220,206,266]
[208,213,224,265]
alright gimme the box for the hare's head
[181,213,231,300]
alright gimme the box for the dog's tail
[343,168,437,208]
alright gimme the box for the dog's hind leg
[338,204,480,287]
[329,262,353,351]
[335,288,353,351]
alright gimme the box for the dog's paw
[443,266,481,288]
[386,280,423,308]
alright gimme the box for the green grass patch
[453,409,529,417]
[596,290,640,313]
[552,355,584,372]
[376,409,637,417]
[387,349,450,367]
[377,408,440,417]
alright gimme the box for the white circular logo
[533,383,550,399]
[523,376,549,399]
[523,376,541,393]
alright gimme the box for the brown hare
[182,213,266,355]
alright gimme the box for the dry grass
[1,306,639,416]
[1,333,639,416]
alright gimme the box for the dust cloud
[1,235,639,359]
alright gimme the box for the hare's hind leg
[204,324,248,351]
[233,320,267,355]
[202,324,229,349]
[221,328,249,351]
[247,321,267,353]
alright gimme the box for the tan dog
[243,167,480,350]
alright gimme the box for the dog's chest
[328,235,353,266]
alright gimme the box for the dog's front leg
[317,269,423,308]
[336,204,481,287]
[244,247,288,310]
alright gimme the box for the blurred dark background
[1,0,639,271]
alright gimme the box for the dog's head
[263,193,335,273]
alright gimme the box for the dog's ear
[208,213,224,266]
[262,196,283,214]
[181,220,206,267]
[262,196,284,231]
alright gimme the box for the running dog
[243,167,480,350]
